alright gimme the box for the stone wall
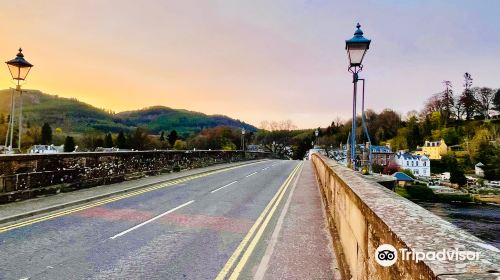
[311,154,499,280]
[0,150,270,203]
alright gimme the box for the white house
[394,152,431,178]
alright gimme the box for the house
[475,162,485,177]
[415,139,448,160]
[29,145,62,154]
[392,172,415,186]
[369,145,394,166]
[395,151,431,177]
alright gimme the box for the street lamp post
[345,23,370,169]
[5,48,33,153]
[241,128,246,151]
[314,128,319,147]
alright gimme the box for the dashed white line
[246,172,258,178]
[211,181,238,193]
[262,167,269,171]
[110,200,195,239]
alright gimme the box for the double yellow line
[0,161,265,234]
[215,161,303,280]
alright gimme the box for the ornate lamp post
[346,23,370,169]
[5,48,33,152]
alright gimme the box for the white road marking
[210,181,238,193]
[110,200,195,239]
[262,167,269,171]
[246,172,258,178]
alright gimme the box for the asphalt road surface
[0,160,302,280]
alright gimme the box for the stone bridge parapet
[311,154,499,280]
[0,150,270,203]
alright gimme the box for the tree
[460,72,477,120]
[41,123,52,145]
[159,131,165,142]
[116,131,127,149]
[383,162,400,175]
[128,127,151,150]
[168,130,178,146]
[95,137,104,148]
[493,89,500,112]
[173,139,186,150]
[450,168,467,186]
[406,116,422,150]
[442,154,467,186]
[104,133,113,148]
[474,87,494,118]
[441,80,454,123]
[64,136,76,152]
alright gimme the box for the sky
[1,0,499,129]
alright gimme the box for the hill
[114,106,255,135]
[0,89,257,135]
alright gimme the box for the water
[415,201,500,249]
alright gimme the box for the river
[415,201,500,249]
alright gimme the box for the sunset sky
[1,1,499,128]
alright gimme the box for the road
[0,160,302,280]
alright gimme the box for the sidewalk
[256,161,341,280]
[0,160,264,224]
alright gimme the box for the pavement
[0,159,338,280]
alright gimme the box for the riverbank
[395,185,472,202]
[395,184,500,204]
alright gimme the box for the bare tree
[264,119,297,131]
[474,87,494,119]
[441,80,454,123]
[423,93,443,115]
[259,120,269,130]
[454,95,464,121]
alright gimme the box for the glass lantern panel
[347,44,367,65]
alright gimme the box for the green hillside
[114,106,256,135]
[0,89,256,135]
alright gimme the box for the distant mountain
[0,89,257,135]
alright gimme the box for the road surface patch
[110,200,195,239]
[160,213,253,234]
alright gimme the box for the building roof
[356,144,393,154]
[423,139,446,147]
[395,152,428,161]
[370,145,392,153]
[392,172,415,181]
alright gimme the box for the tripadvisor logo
[375,244,397,267]
[375,243,481,267]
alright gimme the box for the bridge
[0,151,498,279]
